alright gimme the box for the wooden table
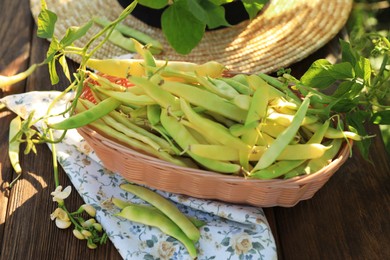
[1,0,389,259]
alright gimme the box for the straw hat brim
[30,0,353,73]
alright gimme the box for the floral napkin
[1,91,277,260]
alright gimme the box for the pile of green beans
[51,40,361,179]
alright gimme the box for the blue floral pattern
[1,92,277,260]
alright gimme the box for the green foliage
[145,0,269,54]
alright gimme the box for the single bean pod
[8,116,22,174]
[49,97,122,130]
[116,204,198,258]
[120,183,200,243]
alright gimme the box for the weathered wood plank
[274,126,390,260]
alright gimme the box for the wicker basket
[77,125,351,207]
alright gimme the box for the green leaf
[242,0,269,19]
[300,59,336,88]
[161,3,205,54]
[371,110,390,124]
[327,62,355,80]
[340,39,358,66]
[138,0,168,9]
[60,20,93,47]
[187,0,209,23]
[332,97,360,113]
[48,59,59,85]
[198,0,230,29]
[346,110,372,161]
[332,80,356,98]
[355,55,372,85]
[37,8,57,39]
[59,55,71,81]
[45,37,60,64]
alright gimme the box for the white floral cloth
[1,91,277,260]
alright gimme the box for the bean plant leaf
[371,110,390,124]
[37,8,57,39]
[355,55,372,85]
[242,0,269,19]
[340,39,358,65]
[161,2,205,54]
[326,62,355,80]
[45,37,60,63]
[48,59,59,85]
[347,110,372,161]
[59,55,71,82]
[138,0,168,9]
[188,0,209,23]
[60,21,93,47]
[300,59,336,88]
[199,0,230,29]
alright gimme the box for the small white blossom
[51,185,72,204]
[55,218,72,229]
[81,204,96,217]
[50,208,71,229]
[81,230,93,238]
[50,208,69,221]
[82,218,96,228]
[73,229,86,240]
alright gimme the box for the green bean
[146,104,161,126]
[109,110,179,154]
[252,96,311,171]
[159,81,247,122]
[207,78,240,98]
[106,29,139,53]
[116,204,197,258]
[267,110,319,126]
[305,138,344,173]
[92,85,156,106]
[218,77,254,95]
[229,121,260,137]
[232,94,251,110]
[129,75,180,110]
[93,16,163,54]
[50,97,122,130]
[0,64,37,89]
[133,39,156,77]
[189,143,329,161]
[249,160,306,179]
[160,109,241,174]
[113,197,206,228]
[86,71,127,91]
[76,103,189,167]
[240,82,269,157]
[8,116,22,174]
[195,74,237,99]
[180,98,249,151]
[120,183,200,243]
[303,122,362,141]
[86,59,224,79]
[257,73,301,104]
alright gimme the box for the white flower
[81,204,96,217]
[51,185,72,204]
[50,208,71,229]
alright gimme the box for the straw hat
[30,0,353,74]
